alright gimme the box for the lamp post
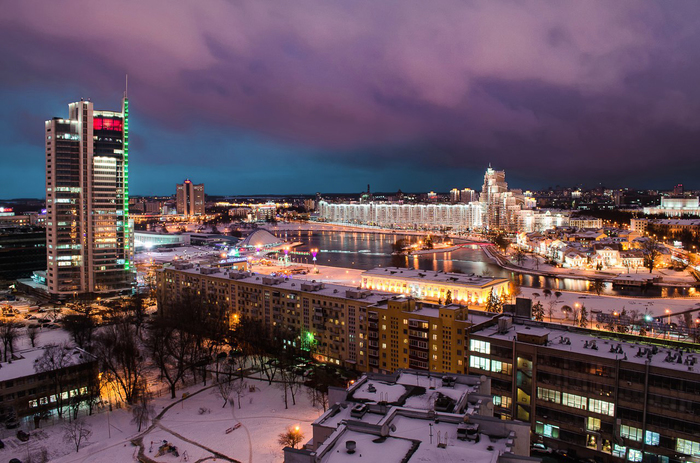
[665,309,671,325]
[311,249,318,272]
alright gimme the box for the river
[271,230,693,298]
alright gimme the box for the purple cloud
[2,0,700,193]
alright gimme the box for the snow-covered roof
[0,346,95,383]
[161,266,395,304]
[362,267,508,289]
[476,321,700,374]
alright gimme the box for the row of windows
[536,388,614,416]
[469,355,513,374]
[470,339,490,354]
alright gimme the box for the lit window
[645,431,659,446]
[677,438,700,457]
[613,445,627,458]
[469,355,489,370]
[470,339,490,354]
[586,417,601,431]
[620,425,643,442]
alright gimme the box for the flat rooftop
[0,347,93,382]
[362,267,508,288]
[317,413,509,463]
[161,266,395,303]
[478,320,700,374]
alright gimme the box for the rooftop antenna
[124,74,128,99]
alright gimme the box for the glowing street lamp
[665,309,671,324]
[311,248,318,271]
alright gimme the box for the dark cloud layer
[2,1,700,197]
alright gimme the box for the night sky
[2,1,700,198]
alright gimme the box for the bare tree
[146,318,190,399]
[306,365,330,412]
[63,419,92,452]
[35,343,71,418]
[547,299,558,322]
[127,292,147,334]
[513,248,526,266]
[215,362,238,408]
[590,279,604,296]
[0,319,21,362]
[27,324,39,348]
[278,425,304,449]
[231,378,248,409]
[130,395,155,432]
[641,238,661,273]
[62,305,96,350]
[93,319,146,404]
[307,386,329,412]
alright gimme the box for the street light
[665,309,671,325]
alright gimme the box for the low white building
[284,370,532,463]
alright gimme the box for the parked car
[531,443,553,454]
[5,419,19,429]
[16,430,30,442]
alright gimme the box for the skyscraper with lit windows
[176,179,205,216]
[44,94,134,299]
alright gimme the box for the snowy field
[0,377,324,463]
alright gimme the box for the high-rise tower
[176,180,205,216]
[45,93,134,298]
[480,165,508,230]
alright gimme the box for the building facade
[466,320,700,463]
[157,267,700,462]
[0,227,46,280]
[569,217,604,229]
[318,201,484,231]
[643,197,700,217]
[0,346,98,425]
[176,179,205,216]
[360,267,510,306]
[45,97,135,299]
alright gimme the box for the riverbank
[482,245,697,287]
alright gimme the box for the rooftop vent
[346,440,356,454]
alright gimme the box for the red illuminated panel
[93,118,123,131]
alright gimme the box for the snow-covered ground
[519,287,700,323]
[0,377,324,463]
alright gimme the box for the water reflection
[275,230,692,298]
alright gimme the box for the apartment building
[157,265,700,462]
[156,264,395,368]
[466,319,700,463]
